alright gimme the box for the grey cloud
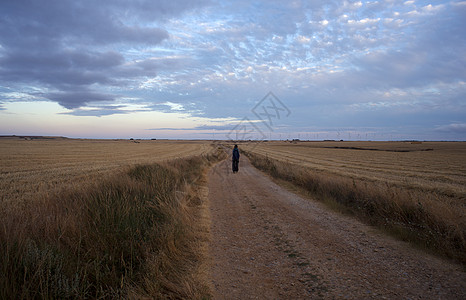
[350,4,466,89]
[133,56,193,72]
[435,123,466,134]
[147,127,189,131]
[0,0,209,109]
[46,91,117,109]
[62,110,122,117]
[147,124,238,131]
[148,101,200,114]
[0,50,124,84]
[61,104,146,117]
[194,124,236,131]
[0,0,203,47]
[66,51,125,70]
[82,25,169,45]
[108,0,212,22]
[1,0,464,139]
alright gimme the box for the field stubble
[0,139,211,205]
[0,138,221,298]
[245,141,466,199]
[242,141,466,264]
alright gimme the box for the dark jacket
[232,147,240,161]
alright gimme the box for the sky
[0,0,465,140]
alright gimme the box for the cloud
[0,50,124,87]
[348,4,466,91]
[0,0,465,140]
[46,91,117,109]
[147,123,242,131]
[0,0,209,109]
[61,104,149,117]
[0,0,207,47]
[435,123,466,134]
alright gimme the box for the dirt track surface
[207,157,465,299]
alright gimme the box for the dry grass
[242,141,466,201]
[0,138,212,205]
[242,141,466,264]
[0,138,223,299]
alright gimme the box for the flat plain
[243,141,466,202]
[0,137,213,204]
[1,138,465,298]
[0,137,218,298]
[240,140,466,264]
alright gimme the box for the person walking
[232,145,240,173]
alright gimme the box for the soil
[207,157,465,299]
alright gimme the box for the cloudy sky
[1,0,465,140]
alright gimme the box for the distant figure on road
[232,145,240,173]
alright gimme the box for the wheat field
[241,140,466,262]
[242,141,466,202]
[0,138,214,204]
[0,137,220,298]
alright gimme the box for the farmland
[242,141,466,201]
[241,141,466,263]
[0,137,219,298]
[0,138,465,297]
[0,138,213,204]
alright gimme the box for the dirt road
[208,157,465,299]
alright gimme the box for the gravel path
[208,157,465,299]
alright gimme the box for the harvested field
[240,141,466,263]
[0,138,213,204]
[0,138,221,298]
[242,141,466,201]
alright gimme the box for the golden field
[0,138,214,204]
[243,141,466,202]
[0,137,221,298]
[242,141,466,263]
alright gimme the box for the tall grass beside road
[0,139,212,205]
[246,151,466,265]
[0,150,224,299]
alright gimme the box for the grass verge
[246,151,466,266]
[0,149,225,299]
